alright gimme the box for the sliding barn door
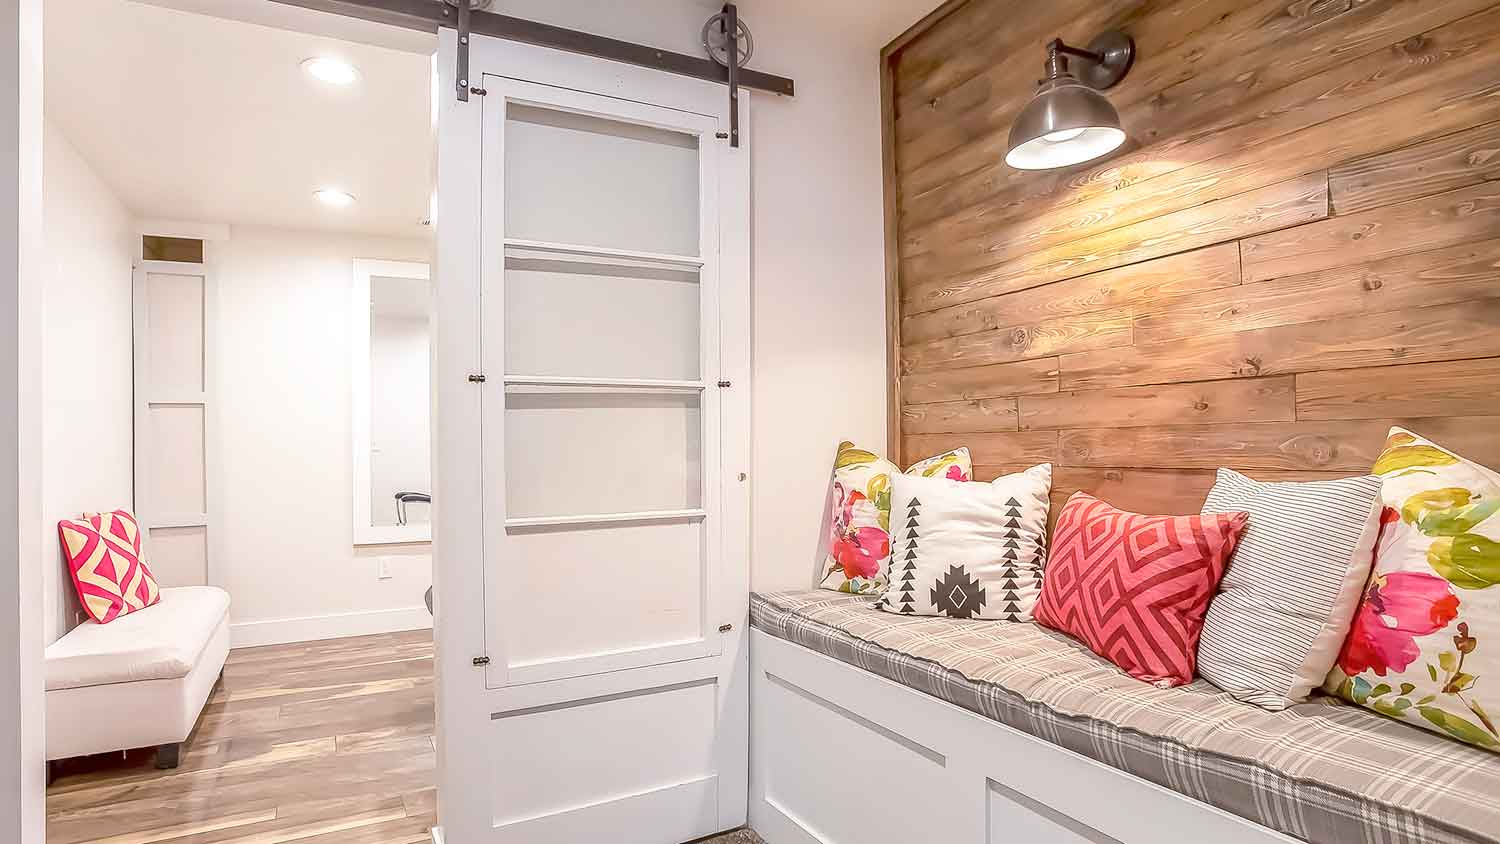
[433,32,751,844]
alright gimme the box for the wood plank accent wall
[882,0,1500,519]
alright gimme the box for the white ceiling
[45,0,435,238]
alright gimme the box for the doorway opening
[41,2,437,841]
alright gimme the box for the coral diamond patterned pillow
[1034,493,1248,688]
[58,509,162,624]
[818,440,972,594]
[1325,428,1500,753]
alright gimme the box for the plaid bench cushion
[751,590,1500,844]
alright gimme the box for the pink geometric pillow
[58,509,161,623]
[1034,493,1249,687]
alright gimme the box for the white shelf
[504,509,707,529]
[503,375,705,392]
[503,238,703,269]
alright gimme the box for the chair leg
[155,742,181,770]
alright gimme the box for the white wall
[488,0,938,592]
[40,119,135,645]
[215,226,431,646]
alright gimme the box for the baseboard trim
[230,605,432,648]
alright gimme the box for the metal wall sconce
[1005,31,1135,170]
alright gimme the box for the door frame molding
[432,29,752,843]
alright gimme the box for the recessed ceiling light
[314,188,356,207]
[301,57,360,85]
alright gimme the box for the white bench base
[749,629,1295,844]
[45,586,231,770]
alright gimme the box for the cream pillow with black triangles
[876,464,1052,621]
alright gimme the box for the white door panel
[434,31,751,844]
[133,259,216,586]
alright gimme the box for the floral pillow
[1325,428,1500,752]
[818,440,971,594]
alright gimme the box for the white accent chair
[45,586,231,777]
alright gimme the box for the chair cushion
[46,586,231,690]
[58,509,161,623]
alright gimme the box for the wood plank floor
[45,630,762,844]
[47,630,440,844]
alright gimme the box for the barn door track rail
[267,0,794,133]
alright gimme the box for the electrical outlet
[376,557,393,580]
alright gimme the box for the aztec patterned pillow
[1035,492,1248,688]
[1196,469,1384,710]
[1325,428,1500,753]
[818,440,971,594]
[58,509,162,624]
[874,463,1051,621]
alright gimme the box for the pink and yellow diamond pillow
[58,509,161,624]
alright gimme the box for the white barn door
[434,31,751,844]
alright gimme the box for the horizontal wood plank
[1058,417,1500,472]
[1241,181,1500,283]
[1133,237,1500,344]
[1295,357,1500,421]
[1049,467,1219,517]
[900,308,1132,374]
[903,430,1058,467]
[1018,377,1295,431]
[902,357,1059,405]
[901,243,1241,346]
[970,464,1050,483]
[1062,299,1500,391]
[901,397,1019,435]
[1331,120,1500,215]
[903,174,1329,315]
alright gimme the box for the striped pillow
[1197,469,1383,710]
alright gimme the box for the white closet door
[433,32,750,844]
[132,259,216,586]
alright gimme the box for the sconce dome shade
[1005,75,1126,170]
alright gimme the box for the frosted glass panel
[505,255,699,380]
[505,104,699,256]
[505,390,701,518]
[503,519,704,668]
[146,404,205,515]
[146,271,204,395]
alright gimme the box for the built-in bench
[45,586,231,776]
[750,590,1500,844]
